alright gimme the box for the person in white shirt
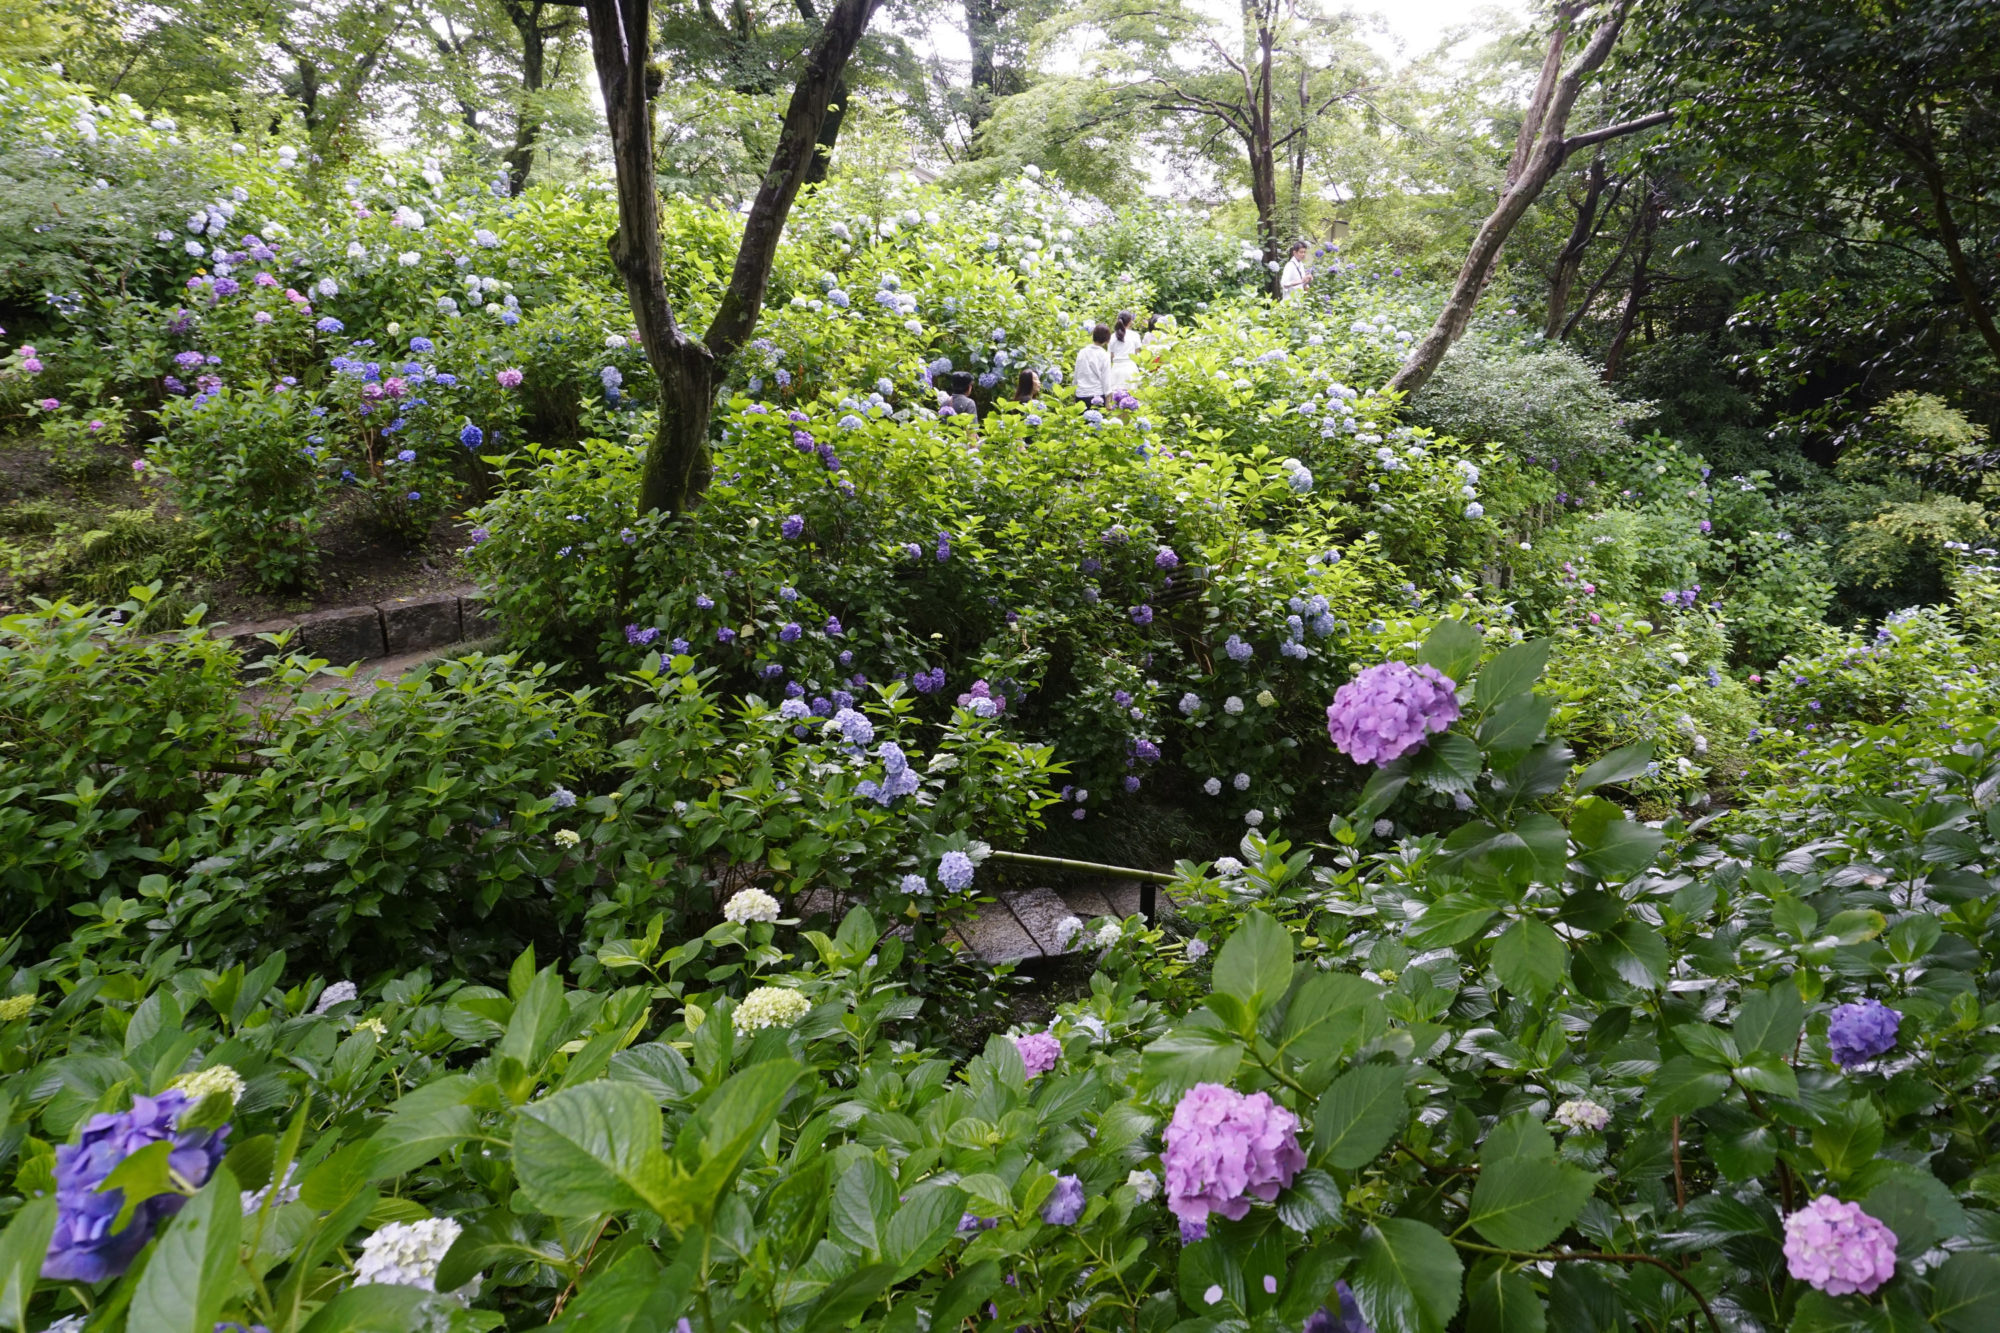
[1280,241,1311,301]
[1106,310,1142,394]
[1072,323,1113,402]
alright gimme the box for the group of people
[1068,310,1154,405]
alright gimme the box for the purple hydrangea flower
[1155,546,1179,570]
[1303,1282,1371,1333]
[1827,999,1899,1067]
[1123,775,1141,792]
[1783,1196,1896,1296]
[938,851,975,891]
[956,679,1006,716]
[1113,690,1133,707]
[780,514,805,540]
[828,707,873,745]
[1179,1216,1207,1244]
[625,624,660,646]
[1162,1083,1307,1230]
[1325,662,1461,766]
[1131,604,1154,626]
[695,594,714,610]
[1134,739,1160,763]
[717,627,736,643]
[43,1091,230,1282]
[1041,1174,1086,1226]
[824,616,842,636]
[1014,1032,1062,1078]
[791,429,814,451]
[496,368,524,388]
[779,622,801,642]
[936,533,951,561]
[911,667,946,694]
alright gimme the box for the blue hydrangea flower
[459,422,483,450]
[828,707,874,745]
[938,851,975,891]
[1041,1174,1086,1226]
[550,786,577,808]
[1224,635,1252,662]
[1131,605,1154,626]
[901,873,929,895]
[43,1091,229,1282]
[395,449,415,463]
[409,336,433,354]
[780,622,802,642]
[781,514,805,540]
[1827,999,1899,1067]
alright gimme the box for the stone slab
[951,906,1041,963]
[380,591,462,654]
[1005,886,1083,954]
[1106,881,1146,919]
[458,588,499,638]
[1058,885,1118,921]
[212,616,298,664]
[294,604,386,664]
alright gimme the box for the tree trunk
[1602,192,1658,381]
[1917,154,2000,368]
[504,2,549,194]
[1544,153,1606,339]
[1387,0,1662,398]
[805,75,847,184]
[1245,5,1280,294]
[581,0,882,515]
[965,0,1003,130]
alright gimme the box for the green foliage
[1408,329,1652,470]
[152,382,326,591]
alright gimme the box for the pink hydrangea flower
[1325,661,1461,766]
[22,358,42,372]
[38,398,59,411]
[1783,1196,1896,1296]
[1162,1083,1306,1227]
[1013,1032,1061,1078]
[496,368,524,388]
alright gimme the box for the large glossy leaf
[1476,694,1551,757]
[679,1058,805,1217]
[1407,894,1499,949]
[1732,986,1806,1058]
[1588,922,1669,990]
[514,1081,673,1218]
[1411,733,1483,794]
[130,1166,241,1333]
[1212,911,1294,1018]
[1352,1219,1462,1333]
[1466,1259,1547,1333]
[1313,1063,1407,1169]
[365,1075,481,1180]
[1419,618,1483,685]
[1468,1157,1597,1251]
[298,1284,433,1332]
[1932,1252,2000,1333]
[1575,819,1665,882]
[0,1196,55,1332]
[1474,639,1550,708]
[1491,920,1567,1001]
[1645,1057,1731,1117]
[1573,744,1653,794]
[1277,973,1382,1066]
[1141,1019,1244,1095]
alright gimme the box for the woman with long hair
[1106,310,1142,394]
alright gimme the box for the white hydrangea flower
[392,205,426,230]
[1185,937,1210,959]
[170,1064,246,1107]
[1093,922,1123,949]
[1224,696,1244,715]
[1244,809,1264,827]
[1257,690,1277,707]
[1372,819,1394,838]
[734,985,812,1034]
[355,1017,388,1038]
[1213,857,1244,876]
[1203,777,1222,796]
[354,1217,475,1297]
[242,1163,300,1215]
[723,887,781,924]
[398,251,420,267]
[1126,1169,1160,1201]
[553,829,580,849]
[1554,1099,1611,1132]
[1054,916,1084,949]
[1233,773,1251,791]
[314,981,358,1014]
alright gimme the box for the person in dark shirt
[946,372,979,420]
[1014,369,1041,402]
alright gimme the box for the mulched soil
[1,432,470,623]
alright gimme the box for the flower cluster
[169,1064,247,1108]
[1827,998,1899,1066]
[1782,1196,1897,1296]
[956,679,1007,717]
[1040,1174,1086,1226]
[723,887,781,924]
[1324,661,1461,766]
[734,985,812,1034]
[1161,1083,1306,1228]
[858,742,922,805]
[1553,1099,1610,1133]
[354,1217,473,1297]
[938,851,976,891]
[43,1091,230,1282]
[1013,1031,1062,1078]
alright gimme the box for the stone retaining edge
[213,584,497,664]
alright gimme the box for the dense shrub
[152,382,327,590]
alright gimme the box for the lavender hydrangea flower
[780,622,802,642]
[828,708,874,746]
[1783,1196,1896,1296]
[625,625,660,646]
[1155,546,1179,570]
[1303,1282,1371,1333]
[1131,604,1154,626]
[43,1091,230,1282]
[1161,1083,1306,1229]
[1014,1032,1061,1078]
[938,851,975,891]
[900,873,929,896]
[1224,635,1252,662]
[1041,1174,1086,1226]
[1324,662,1461,766]
[1827,999,1899,1067]
[780,514,805,540]
[957,680,1006,716]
